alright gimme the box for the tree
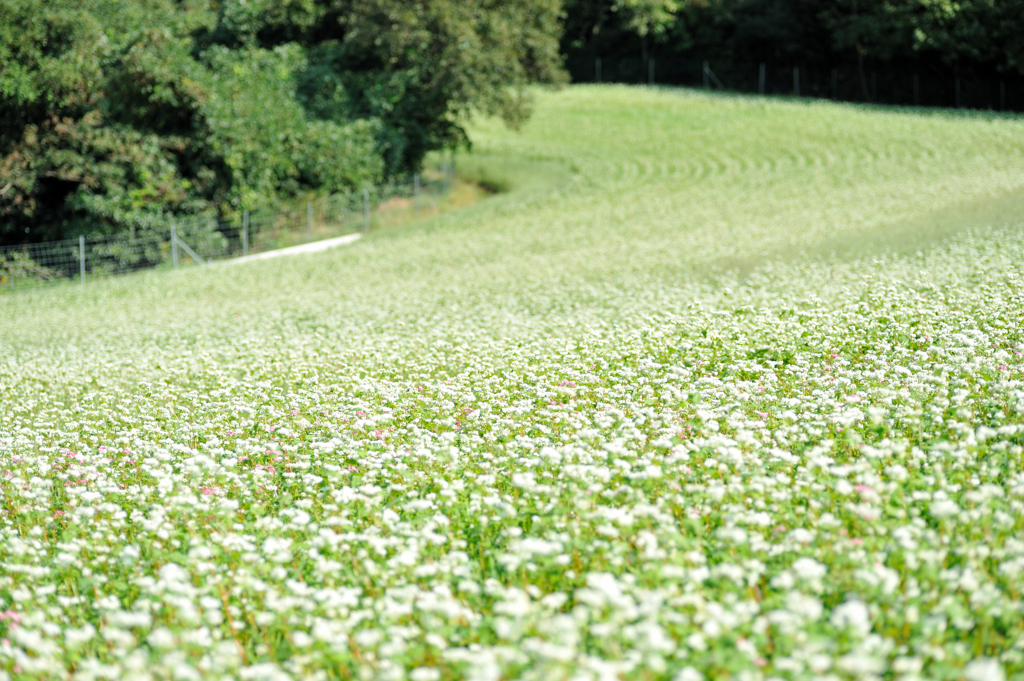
[613,0,681,66]
[0,0,565,244]
[818,0,914,102]
[208,0,566,173]
[562,0,684,70]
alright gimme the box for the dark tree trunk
[856,42,871,102]
[641,35,649,81]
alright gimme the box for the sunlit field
[3,85,1024,681]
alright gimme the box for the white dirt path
[227,233,362,264]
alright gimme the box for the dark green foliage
[209,0,567,172]
[0,0,564,244]
[563,0,1024,94]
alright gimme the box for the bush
[0,0,565,245]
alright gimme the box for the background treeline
[563,0,1024,105]
[0,0,563,244]
[4,0,1023,246]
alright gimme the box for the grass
[2,85,1024,680]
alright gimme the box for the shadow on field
[676,84,1024,124]
[720,186,1024,278]
[453,152,575,196]
[819,186,1024,260]
[365,153,575,240]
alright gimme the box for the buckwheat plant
[2,86,1024,681]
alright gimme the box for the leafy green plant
[0,0,565,245]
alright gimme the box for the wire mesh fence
[0,170,452,292]
[570,54,1024,112]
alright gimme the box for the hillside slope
[2,87,1024,680]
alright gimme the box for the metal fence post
[242,210,249,256]
[414,173,420,214]
[758,63,765,94]
[171,224,178,268]
[363,188,370,231]
[306,200,313,242]
[79,235,85,285]
[793,67,800,97]
[595,57,601,83]
[648,58,655,86]
[703,61,709,89]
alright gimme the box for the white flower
[239,663,293,681]
[263,537,293,563]
[830,600,872,637]
[786,592,823,621]
[673,666,704,681]
[410,668,441,681]
[962,657,1005,681]
[147,627,176,649]
[685,633,707,651]
[931,499,960,519]
[65,623,96,647]
[791,557,827,581]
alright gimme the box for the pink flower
[855,484,875,495]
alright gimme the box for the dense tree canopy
[563,0,1024,90]
[0,0,564,244]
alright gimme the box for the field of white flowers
[3,86,1024,681]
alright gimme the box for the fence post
[832,68,838,100]
[703,61,709,89]
[595,57,602,83]
[793,67,800,97]
[363,188,370,231]
[648,58,655,86]
[79,235,85,285]
[913,74,919,106]
[414,173,420,214]
[242,210,249,256]
[758,63,765,94]
[171,224,178,268]
[306,200,313,242]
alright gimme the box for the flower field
[3,86,1024,680]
